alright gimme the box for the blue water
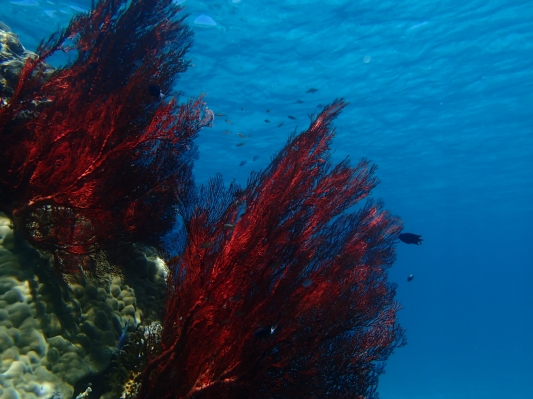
[2,0,532,398]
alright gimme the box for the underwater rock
[0,29,54,101]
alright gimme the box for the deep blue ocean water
[1,0,532,398]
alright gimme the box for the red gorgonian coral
[138,100,405,399]
[0,0,210,277]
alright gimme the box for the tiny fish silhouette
[148,84,164,99]
[265,119,270,123]
[306,88,318,93]
[223,223,235,230]
[118,321,129,350]
[253,155,259,161]
[294,99,304,104]
[288,115,296,120]
[239,161,246,166]
[254,324,277,339]
[399,233,423,245]
[277,123,283,127]
[222,130,232,135]
[215,113,226,117]
[266,109,271,113]
[238,133,246,138]
[236,142,246,147]
[225,119,233,124]
[301,278,313,288]
[407,274,414,282]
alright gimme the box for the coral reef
[0,213,167,399]
[1,1,406,398]
[0,0,209,279]
[137,101,405,399]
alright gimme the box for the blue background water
[2,0,532,398]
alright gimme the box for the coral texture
[0,213,167,399]
[138,101,405,399]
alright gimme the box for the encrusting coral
[0,212,168,398]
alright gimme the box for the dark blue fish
[306,88,318,93]
[399,233,423,245]
[288,115,296,120]
[407,274,414,282]
[148,84,164,99]
[118,321,129,350]
[253,156,259,161]
[239,161,247,166]
[254,324,277,339]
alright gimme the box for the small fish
[317,104,323,108]
[301,278,313,288]
[148,84,165,99]
[254,323,277,339]
[265,119,270,123]
[239,161,247,166]
[407,274,414,282]
[294,99,304,104]
[306,88,318,94]
[241,107,246,111]
[236,142,246,147]
[277,123,283,128]
[223,223,235,230]
[118,321,129,350]
[238,133,246,138]
[215,113,226,117]
[266,109,271,113]
[225,119,233,124]
[253,156,259,161]
[399,233,423,245]
[288,115,296,120]
[222,130,232,135]
[200,242,213,249]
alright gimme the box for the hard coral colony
[0,1,405,399]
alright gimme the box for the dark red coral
[0,0,210,276]
[138,100,405,399]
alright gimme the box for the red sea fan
[0,0,210,276]
[138,100,405,399]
